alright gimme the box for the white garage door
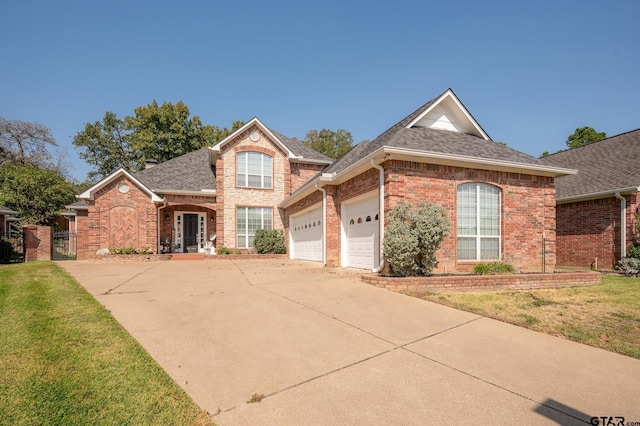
[345,197,379,269]
[291,208,322,262]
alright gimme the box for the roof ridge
[545,128,640,157]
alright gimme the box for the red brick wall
[290,163,325,194]
[556,194,639,269]
[385,161,556,273]
[78,175,157,259]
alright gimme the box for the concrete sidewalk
[60,259,640,425]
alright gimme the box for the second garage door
[344,196,379,269]
[291,208,322,262]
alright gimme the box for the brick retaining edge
[87,253,289,262]
[361,271,602,292]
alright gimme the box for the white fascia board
[77,168,164,203]
[152,189,217,196]
[210,117,298,159]
[556,186,640,204]
[289,157,333,165]
[406,89,490,140]
[382,147,577,177]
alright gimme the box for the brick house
[0,204,19,237]
[69,89,575,272]
[72,118,332,259]
[541,129,640,269]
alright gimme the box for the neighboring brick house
[71,118,332,259]
[0,204,19,237]
[541,129,640,269]
[69,89,575,272]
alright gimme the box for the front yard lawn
[0,262,212,425]
[406,274,640,359]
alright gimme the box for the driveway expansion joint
[100,262,164,295]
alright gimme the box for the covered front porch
[159,201,216,254]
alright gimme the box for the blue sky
[2,0,638,182]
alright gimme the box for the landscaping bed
[361,270,602,292]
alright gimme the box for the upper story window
[457,183,501,261]
[236,152,272,188]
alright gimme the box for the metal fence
[52,230,77,260]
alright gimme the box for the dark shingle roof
[323,108,547,176]
[269,129,333,163]
[541,129,640,199]
[134,147,215,192]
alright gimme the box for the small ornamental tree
[382,202,450,276]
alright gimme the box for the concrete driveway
[60,259,640,425]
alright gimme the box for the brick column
[23,225,52,262]
[324,186,341,267]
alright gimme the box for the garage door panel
[344,197,379,269]
[291,208,322,262]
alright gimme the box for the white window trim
[236,207,273,248]
[457,183,501,262]
[236,152,273,189]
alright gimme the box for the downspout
[615,192,627,260]
[371,159,385,273]
[315,184,327,266]
[157,201,168,254]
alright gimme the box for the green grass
[0,262,213,425]
[406,274,640,359]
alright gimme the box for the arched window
[236,152,273,188]
[457,183,500,261]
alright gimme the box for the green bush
[254,229,286,254]
[626,243,640,260]
[109,247,153,255]
[217,246,232,255]
[382,202,450,277]
[473,261,515,275]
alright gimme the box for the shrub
[618,257,640,277]
[253,229,286,254]
[109,247,153,255]
[382,202,450,276]
[473,261,515,275]
[217,246,232,255]
[626,243,640,260]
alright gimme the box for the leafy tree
[540,151,550,157]
[302,128,353,159]
[73,112,139,182]
[566,126,606,148]
[0,117,57,169]
[73,101,244,180]
[382,202,450,276]
[0,164,75,226]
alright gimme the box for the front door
[183,214,198,253]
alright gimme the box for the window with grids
[236,152,272,188]
[457,183,501,261]
[236,207,273,248]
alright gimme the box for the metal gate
[52,230,77,260]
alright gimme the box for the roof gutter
[615,192,627,260]
[370,159,385,273]
[556,186,640,204]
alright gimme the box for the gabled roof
[134,147,216,194]
[268,129,333,164]
[0,205,18,215]
[541,129,640,201]
[78,168,164,202]
[280,89,576,208]
[211,118,332,165]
